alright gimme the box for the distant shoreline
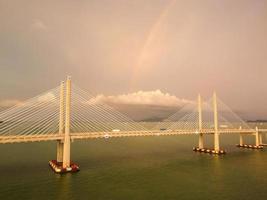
[247,120,267,123]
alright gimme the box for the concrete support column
[239,126,244,146]
[259,133,263,145]
[263,133,266,143]
[198,94,204,149]
[57,142,64,162]
[57,81,65,163]
[239,134,244,146]
[255,127,259,146]
[63,76,71,168]
[213,92,220,151]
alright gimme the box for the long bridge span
[1,129,266,144]
[0,76,266,172]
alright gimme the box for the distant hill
[247,120,267,123]
[138,116,167,122]
[107,103,180,122]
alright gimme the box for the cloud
[31,19,48,31]
[87,90,194,107]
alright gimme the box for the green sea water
[0,133,267,200]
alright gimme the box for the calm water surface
[0,133,267,200]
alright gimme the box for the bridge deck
[1,129,266,144]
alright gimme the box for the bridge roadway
[1,129,267,144]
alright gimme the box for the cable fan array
[0,87,61,136]
[153,95,252,132]
[210,97,253,130]
[153,102,197,130]
[70,84,147,133]
[0,81,252,138]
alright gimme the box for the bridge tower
[56,81,65,163]
[213,92,220,152]
[50,76,79,173]
[63,76,71,168]
[198,94,204,149]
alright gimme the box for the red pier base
[236,144,263,149]
[49,160,80,173]
[193,147,226,155]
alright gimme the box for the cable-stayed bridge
[0,76,266,172]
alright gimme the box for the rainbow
[130,0,177,88]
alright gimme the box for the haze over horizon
[1,0,267,120]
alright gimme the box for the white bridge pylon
[0,77,266,167]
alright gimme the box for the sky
[0,0,267,120]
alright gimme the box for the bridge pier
[198,95,204,149]
[237,127,263,149]
[255,127,259,146]
[49,77,79,173]
[193,95,205,152]
[239,134,244,146]
[259,133,263,145]
[193,94,225,154]
[198,134,204,149]
[213,92,222,153]
[56,141,64,162]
